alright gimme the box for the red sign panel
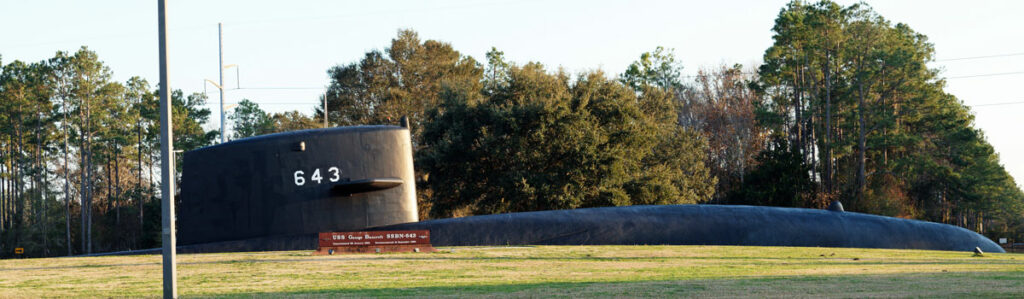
[318,230,430,247]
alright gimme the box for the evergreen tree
[420,62,714,218]
[229,99,274,139]
[324,29,483,144]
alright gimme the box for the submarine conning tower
[178,125,418,249]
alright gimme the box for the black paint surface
[177,126,418,247]
[373,204,1004,253]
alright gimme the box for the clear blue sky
[3,0,1023,185]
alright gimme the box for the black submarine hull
[173,204,1001,253]
[178,126,419,247]
[371,204,1004,253]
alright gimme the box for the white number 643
[294,167,342,186]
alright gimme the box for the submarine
[176,125,1003,253]
[177,124,419,252]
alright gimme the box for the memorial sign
[314,230,435,254]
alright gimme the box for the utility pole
[218,22,226,143]
[157,0,177,297]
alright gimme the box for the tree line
[311,1,1023,239]
[2,0,1022,257]
[743,1,1023,238]
[0,48,320,258]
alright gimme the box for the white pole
[218,22,225,143]
[157,0,177,297]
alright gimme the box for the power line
[677,70,1024,80]
[971,101,1024,107]
[240,102,317,105]
[681,67,1024,80]
[201,101,319,106]
[204,87,325,94]
[235,87,324,90]
[946,71,1024,79]
[936,52,1024,62]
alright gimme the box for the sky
[2,0,1023,185]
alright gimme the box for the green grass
[1,246,1022,298]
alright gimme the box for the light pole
[157,0,177,298]
[206,68,237,143]
[218,22,224,143]
[212,23,240,143]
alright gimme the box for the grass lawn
[0,245,1022,298]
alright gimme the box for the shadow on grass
[6,254,1023,272]
[197,271,1024,298]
